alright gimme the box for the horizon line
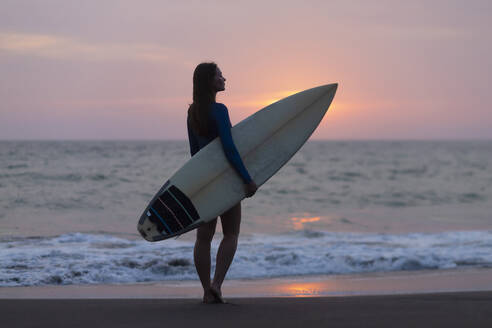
[1,138,491,142]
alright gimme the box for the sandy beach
[2,268,492,327]
[1,292,492,328]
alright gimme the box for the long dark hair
[187,62,218,136]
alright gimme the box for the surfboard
[137,83,338,241]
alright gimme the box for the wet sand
[2,268,492,327]
[1,292,492,328]
[2,267,492,299]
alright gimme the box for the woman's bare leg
[194,218,217,303]
[211,203,241,301]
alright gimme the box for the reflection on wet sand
[277,281,330,297]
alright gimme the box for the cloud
[0,31,178,63]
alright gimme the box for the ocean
[1,140,491,286]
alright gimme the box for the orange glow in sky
[259,90,303,107]
[0,1,490,140]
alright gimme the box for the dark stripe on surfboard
[160,191,193,227]
[152,197,181,233]
[168,185,200,221]
[149,207,172,234]
[158,197,184,229]
[141,184,200,239]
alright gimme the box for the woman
[187,62,257,303]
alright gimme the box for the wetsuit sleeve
[187,117,199,156]
[212,104,253,184]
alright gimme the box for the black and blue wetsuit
[187,102,252,184]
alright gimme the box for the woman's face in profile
[212,67,226,93]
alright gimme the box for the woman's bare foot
[210,285,226,304]
[202,289,218,304]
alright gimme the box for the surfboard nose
[304,83,337,102]
[316,83,338,104]
[323,83,338,93]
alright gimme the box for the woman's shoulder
[212,102,228,111]
[211,103,228,118]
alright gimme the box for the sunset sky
[1,0,491,140]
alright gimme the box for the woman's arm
[211,104,253,184]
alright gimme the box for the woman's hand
[244,180,258,198]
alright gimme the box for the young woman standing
[187,62,257,303]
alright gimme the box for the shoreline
[2,267,492,299]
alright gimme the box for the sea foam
[1,230,492,287]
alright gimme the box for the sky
[1,0,491,140]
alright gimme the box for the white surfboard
[138,83,338,241]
